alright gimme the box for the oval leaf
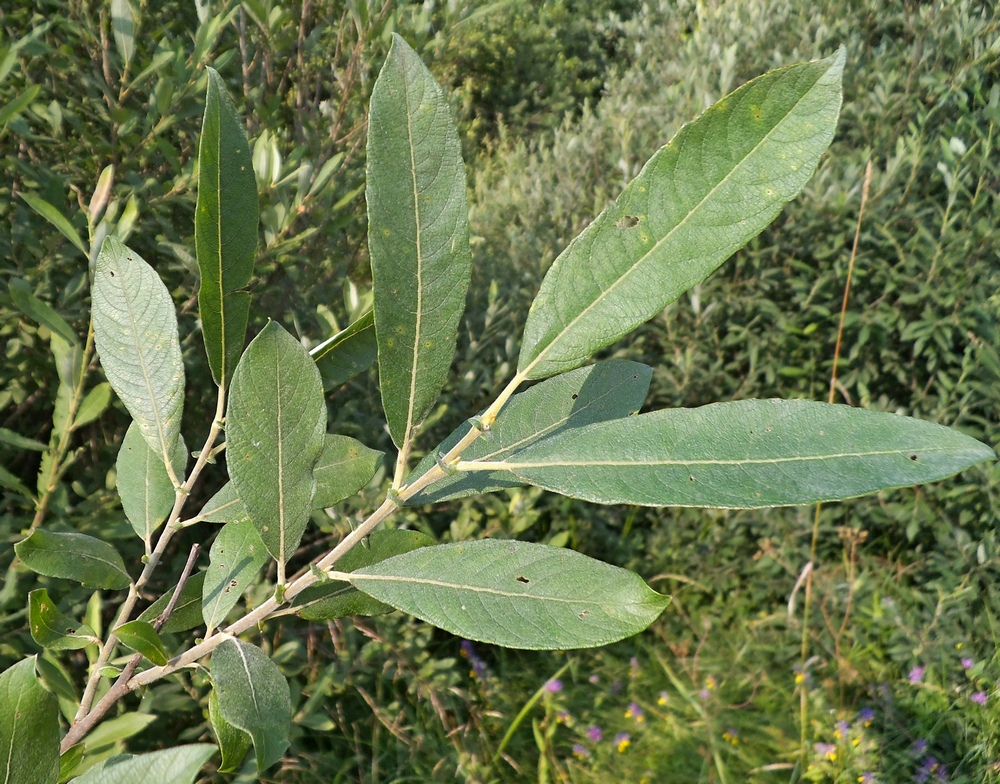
[73,382,113,429]
[227,321,327,569]
[110,0,137,67]
[117,421,187,544]
[202,520,268,633]
[196,67,259,389]
[197,482,250,524]
[311,310,377,389]
[208,688,251,773]
[137,571,205,634]
[28,589,99,650]
[464,399,996,508]
[212,637,291,772]
[15,530,131,590]
[517,49,845,380]
[405,360,652,504]
[92,236,185,467]
[313,434,384,508]
[67,744,216,784]
[0,658,59,784]
[348,540,670,650]
[367,34,472,448]
[114,620,168,666]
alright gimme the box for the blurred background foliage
[1,0,999,781]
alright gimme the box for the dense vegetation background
[2,0,999,781]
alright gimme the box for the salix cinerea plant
[2,36,993,782]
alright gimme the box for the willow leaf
[28,589,99,650]
[313,434,383,508]
[202,519,268,633]
[117,421,187,544]
[311,310,377,388]
[0,658,59,784]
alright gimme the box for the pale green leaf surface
[518,49,845,380]
[406,361,652,504]
[227,321,327,567]
[28,589,99,650]
[0,426,47,451]
[137,572,205,633]
[114,620,168,666]
[19,193,87,256]
[0,84,41,127]
[467,399,996,508]
[209,688,251,773]
[367,34,472,447]
[197,482,250,524]
[117,422,187,543]
[311,310,377,388]
[8,278,79,345]
[313,434,384,508]
[348,540,669,649]
[110,0,137,67]
[196,67,258,388]
[49,334,83,440]
[15,530,131,590]
[73,382,113,428]
[293,529,434,620]
[92,236,185,465]
[212,638,291,772]
[202,520,268,632]
[81,713,157,753]
[0,658,59,784]
[67,745,215,784]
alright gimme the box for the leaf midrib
[352,573,621,606]
[402,60,424,447]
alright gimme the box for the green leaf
[67,745,215,784]
[19,193,87,257]
[59,743,85,783]
[0,84,40,127]
[197,482,250,524]
[406,360,652,504]
[73,382,112,429]
[49,334,83,441]
[314,434,384,508]
[208,688,251,773]
[8,278,79,346]
[367,34,472,448]
[92,236,185,469]
[311,310,377,388]
[293,529,434,620]
[0,657,59,784]
[212,637,291,772]
[114,620,168,666]
[110,0,137,67]
[137,572,205,634]
[28,589,99,650]
[196,67,259,389]
[202,520,268,633]
[0,426,47,451]
[117,422,187,544]
[15,530,131,591]
[347,540,669,650]
[81,713,157,753]
[517,49,845,381]
[464,399,996,508]
[0,464,34,501]
[227,321,327,570]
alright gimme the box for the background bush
[2,0,999,781]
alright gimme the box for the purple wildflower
[586,725,603,742]
[857,707,875,726]
[835,720,850,739]
[909,665,925,684]
[971,691,988,705]
[571,743,589,759]
[588,673,600,685]
[545,679,563,693]
[615,732,631,752]
[961,658,974,670]
[814,742,837,761]
[625,702,644,722]
[912,738,928,755]
[859,774,875,784]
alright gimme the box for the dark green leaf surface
[8,278,79,345]
[0,84,41,127]
[114,620,168,666]
[0,427,47,451]
[226,321,327,568]
[92,236,185,466]
[313,434,384,508]
[0,658,59,784]
[197,482,250,524]
[19,193,87,256]
[294,529,434,620]
[137,572,205,633]
[202,520,268,633]
[212,638,291,772]
[367,34,472,447]
[117,422,187,543]
[73,382,112,428]
[406,361,652,504]
[209,688,251,773]
[517,49,845,380]
[67,745,216,784]
[348,540,669,649]
[196,67,258,389]
[15,530,131,590]
[465,399,996,508]
[28,589,99,650]
[312,310,377,388]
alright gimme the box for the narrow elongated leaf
[114,620,168,666]
[0,658,59,784]
[0,84,40,127]
[0,465,33,501]
[67,745,216,784]
[137,571,205,633]
[348,540,669,649]
[311,310,377,388]
[406,361,652,504]
[462,399,995,508]
[212,638,291,772]
[49,334,83,440]
[202,520,268,633]
[0,427,47,451]
[28,589,100,650]
[313,434,384,508]
[9,278,79,345]
[367,34,471,447]
[15,530,131,590]
[208,688,251,773]
[73,382,112,428]
[227,321,327,569]
[19,192,87,256]
[92,236,185,467]
[196,67,258,389]
[117,422,187,544]
[517,49,845,380]
[293,529,434,620]
[197,482,250,524]
[110,0,137,67]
